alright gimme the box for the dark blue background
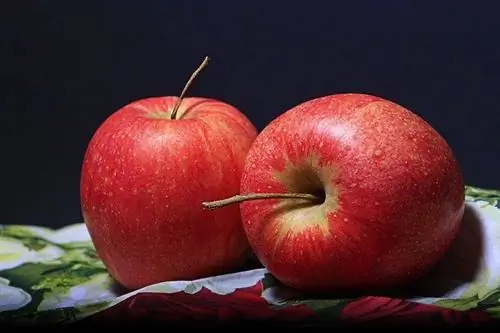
[2,1,500,228]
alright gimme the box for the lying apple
[80,57,258,290]
[204,93,465,293]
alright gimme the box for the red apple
[204,93,465,293]
[80,57,258,290]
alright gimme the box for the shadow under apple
[404,203,484,298]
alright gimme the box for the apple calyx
[170,56,210,120]
[202,192,321,210]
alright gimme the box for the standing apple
[203,93,465,293]
[80,57,258,290]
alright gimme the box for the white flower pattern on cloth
[109,269,268,307]
[0,277,32,312]
[23,224,91,244]
[261,284,304,305]
[37,273,116,312]
[0,237,64,271]
[166,269,267,295]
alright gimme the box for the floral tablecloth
[1,186,500,327]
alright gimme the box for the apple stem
[202,193,320,210]
[170,56,210,120]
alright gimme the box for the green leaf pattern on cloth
[0,185,499,326]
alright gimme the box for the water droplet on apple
[343,218,348,222]
[374,149,382,157]
[350,183,357,188]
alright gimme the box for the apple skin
[80,96,258,290]
[239,93,465,293]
